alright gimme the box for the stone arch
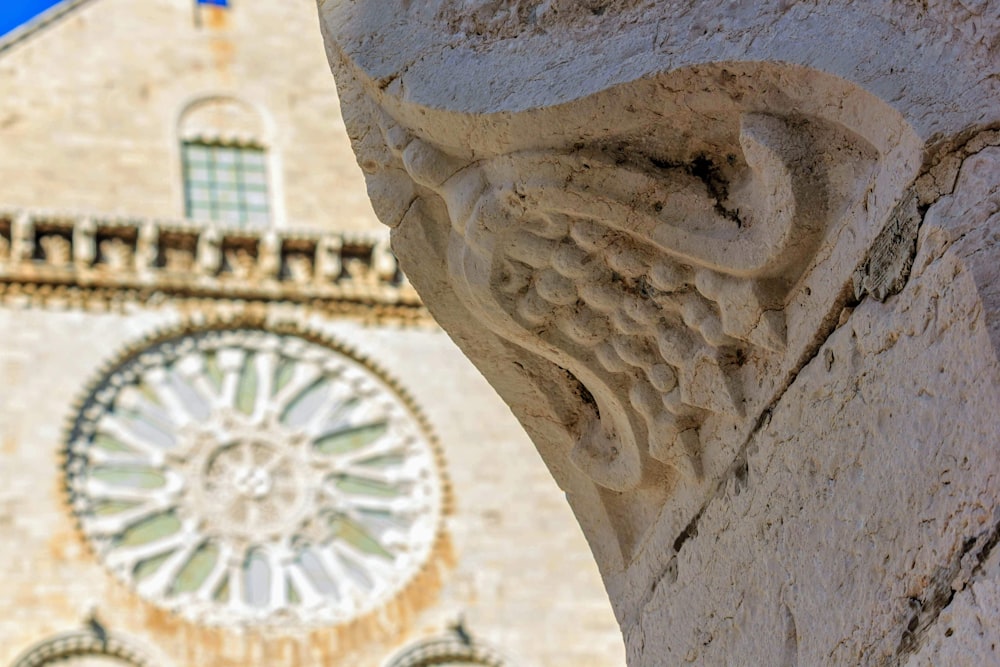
[176,95,276,226]
[8,630,155,667]
[177,95,269,148]
[384,633,512,667]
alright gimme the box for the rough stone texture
[319,2,1000,664]
[632,147,1000,665]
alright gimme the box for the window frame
[181,141,271,228]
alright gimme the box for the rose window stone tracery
[64,325,445,628]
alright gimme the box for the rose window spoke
[64,325,444,628]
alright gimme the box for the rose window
[64,326,445,628]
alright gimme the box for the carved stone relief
[223,245,257,280]
[321,43,928,567]
[97,238,135,272]
[391,112,878,492]
[370,100,901,500]
[320,2,1000,662]
[39,233,72,267]
[285,251,315,284]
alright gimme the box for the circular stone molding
[385,634,509,667]
[64,323,445,629]
[10,631,153,667]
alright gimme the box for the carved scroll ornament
[377,111,879,496]
[327,50,924,563]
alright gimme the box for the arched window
[9,629,155,667]
[384,632,511,667]
[178,97,270,227]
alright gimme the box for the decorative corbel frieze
[0,209,423,315]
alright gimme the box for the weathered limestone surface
[319,1,1000,664]
[632,148,1000,665]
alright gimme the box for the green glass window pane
[245,191,268,208]
[243,170,267,187]
[91,500,142,517]
[235,353,258,415]
[315,422,388,455]
[182,143,270,225]
[220,209,243,224]
[91,466,167,489]
[134,552,174,581]
[188,200,212,213]
[214,576,229,603]
[187,185,213,202]
[334,474,400,498]
[171,542,219,595]
[356,453,406,468]
[217,189,240,206]
[204,353,224,390]
[184,145,209,162]
[92,433,134,453]
[246,211,270,227]
[117,511,181,548]
[330,516,393,559]
[241,151,266,168]
[214,168,239,186]
[219,150,240,166]
[187,165,211,181]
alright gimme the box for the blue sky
[0,0,65,38]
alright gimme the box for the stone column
[317,3,1000,664]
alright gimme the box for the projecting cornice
[0,209,428,323]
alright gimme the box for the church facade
[0,1,626,665]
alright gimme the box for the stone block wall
[0,302,625,666]
[0,0,379,232]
